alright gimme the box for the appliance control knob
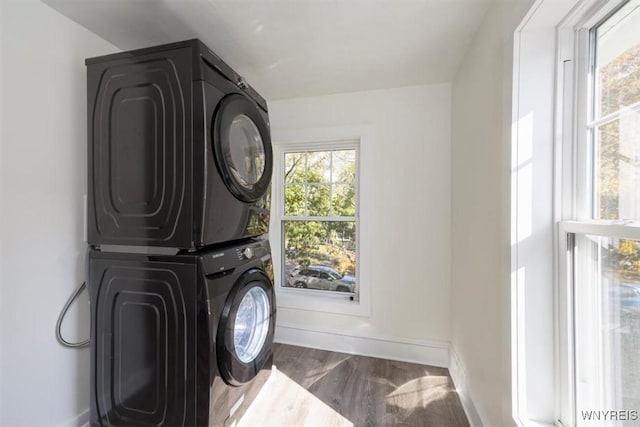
[237,78,248,90]
[243,248,254,259]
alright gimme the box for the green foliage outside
[598,44,640,221]
[598,44,640,281]
[283,150,357,278]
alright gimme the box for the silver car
[289,265,356,293]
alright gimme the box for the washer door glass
[234,285,270,363]
[226,114,266,190]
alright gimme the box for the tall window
[279,142,359,298]
[561,1,640,424]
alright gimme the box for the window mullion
[283,216,357,222]
[304,154,309,216]
[561,220,640,240]
[329,151,334,216]
[587,101,640,128]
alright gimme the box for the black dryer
[86,39,273,250]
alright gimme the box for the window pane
[284,184,305,216]
[332,150,356,183]
[595,2,640,118]
[282,220,356,294]
[285,152,306,184]
[307,151,330,184]
[332,183,356,216]
[284,149,357,218]
[596,112,640,219]
[307,184,331,216]
[574,235,640,423]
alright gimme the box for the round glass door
[213,94,273,203]
[216,269,275,386]
[233,285,270,363]
[226,115,266,190]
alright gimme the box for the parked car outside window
[610,283,640,312]
[288,265,355,293]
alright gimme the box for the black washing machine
[86,39,272,250]
[87,238,276,426]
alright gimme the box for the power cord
[56,281,89,348]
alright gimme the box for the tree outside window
[282,149,358,294]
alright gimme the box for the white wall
[0,1,116,425]
[449,2,533,426]
[268,84,452,365]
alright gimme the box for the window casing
[270,128,370,317]
[558,1,640,425]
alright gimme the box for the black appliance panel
[208,355,273,427]
[88,252,203,426]
[87,47,193,248]
[88,239,275,426]
[200,239,275,426]
[86,40,272,250]
[200,79,271,247]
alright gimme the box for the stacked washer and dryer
[85,39,276,426]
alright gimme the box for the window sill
[514,417,557,427]
[276,286,371,317]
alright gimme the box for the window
[559,1,640,425]
[277,141,359,299]
[271,126,370,317]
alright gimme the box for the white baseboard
[58,409,89,427]
[449,347,484,427]
[274,322,450,368]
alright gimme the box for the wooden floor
[239,344,469,427]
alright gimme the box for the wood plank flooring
[239,344,469,427]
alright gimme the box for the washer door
[213,94,273,203]
[217,269,275,386]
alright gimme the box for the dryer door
[213,94,273,203]
[217,269,275,386]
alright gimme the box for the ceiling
[43,0,497,100]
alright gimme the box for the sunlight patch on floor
[238,367,353,427]
[386,375,450,410]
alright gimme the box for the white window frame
[270,125,371,317]
[556,0,639,425]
